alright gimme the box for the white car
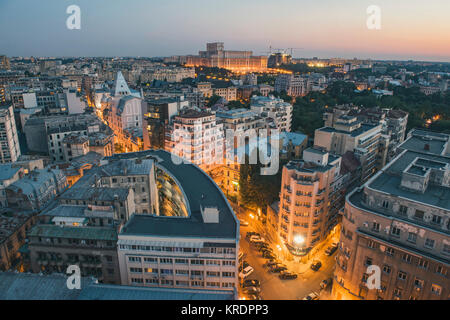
[303,292,320,300]
[239,266,254,279]
[239,220,249,227]
[238,251,245,261]
[249,236,266,244]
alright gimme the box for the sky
[0,0,449,62]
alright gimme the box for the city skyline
[0,0,449,62]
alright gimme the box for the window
[222,260,235,266]
[160,269,173,275]
[368,240,377,249]
[391,227,401,237]
[398,271,407,281]
[362,273,369,283]
[160,258,173,264]
[382,200,389,209]
[144,257,157,263]
[399,205,408,216]
[175,258,188,264]
[424,238,435,249]
[205,260,221,266]
[128,256,141,263]
[131,278,143,284]
[372,222,380,232]
[190,259,204,265]
[402,253,412,264]
[426,212,441,224]
[418,259,428,270]
[176,270,189,276]
[393,288,402,298]
[130,267,142,273]
[365,257,373,266]
[407,233,417,244]
[222,272,235,278]
[207,271,220,277]
[414,210,424,220]
[414,278,424,289]
[436,265,447,276]
[431,284,442,296]
[442,244,450,256]
[385,247,395,257]
[382,265,391,274]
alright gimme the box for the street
[237,212,337,300]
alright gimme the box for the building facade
[333,129,450,300]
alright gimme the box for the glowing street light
[294,235,305,245]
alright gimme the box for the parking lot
[237,220,337,300]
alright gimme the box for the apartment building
[185,42,267,73]
[28,222,121,284]
[323,105,408,160]
[6,167,68,211]
[98,158,159,215]
[0,164,24,207]
[278,148,343,256]
[275,74,307,97]
[116,150,239,296]
[197,82,237,101]
[143,96,189,150]
[165,109,224,173]
[250,95,293,132]
[333,129,450,300]
[0,210,37,271]
[0,105,21,163]
[314,115,388,183]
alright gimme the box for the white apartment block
[250,95,293,132]
[0,105,21,163]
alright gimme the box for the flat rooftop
[367,150,450,211]
[0,272,234,300]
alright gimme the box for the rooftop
[0,272,235,300]
[28,224,117,241]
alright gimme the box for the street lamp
[293,234,305,245]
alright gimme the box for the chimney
[201,206,219,224]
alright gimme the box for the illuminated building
[333,129,450,300]
[185,42,268,73]
[115,150,239,296]
[0,105,21,163]
[278,148,344,256]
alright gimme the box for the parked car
[243,279,260,288]
[239,220,249,227]
[243,286,261,295]
[246,232,259,239]
[325,243,338,256]
[320,278,332,289]
[263,260,279,268]
[239,261,250,272]
[238,251,245,261]
[239,266,254,279]
[279,271,298,280]
[310,261,322,271]
[257,243,270,250]
[270,265,288,273]
[250,236,266,244]
[303,292,320,300]
[262,252,276,260]
[247,294,262,300]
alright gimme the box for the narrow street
[237,210,337,300]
